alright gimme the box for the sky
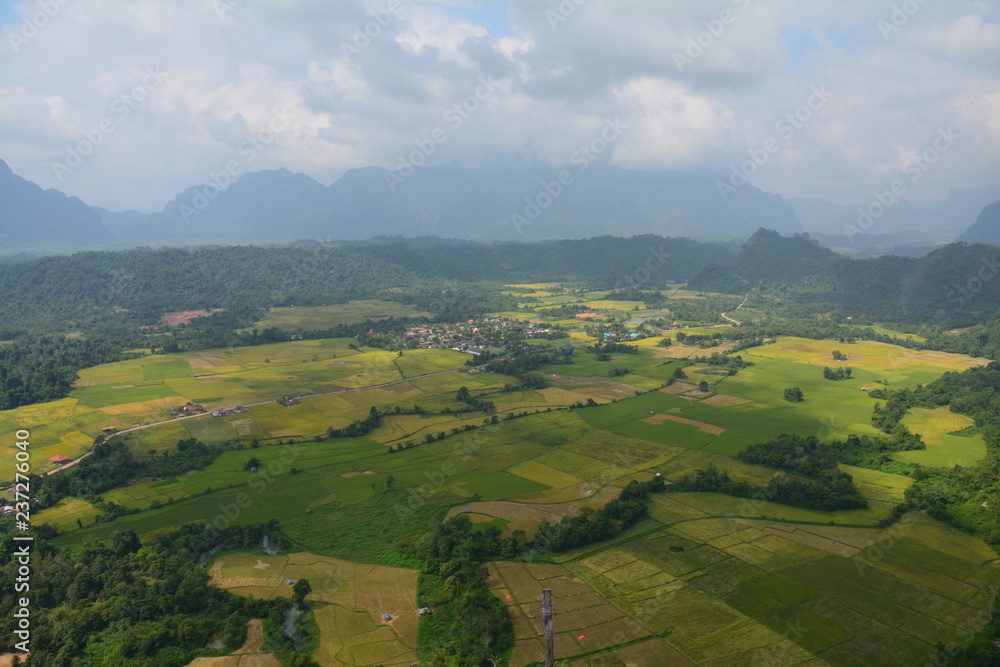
[1,0,998,212]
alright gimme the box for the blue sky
[1,0,998,212]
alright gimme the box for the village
[362,317,568,353]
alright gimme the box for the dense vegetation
[38,438,229,516]
[872,362,1000,544]
[0,336,138,410]
[413,478,666,666]
[415,516,516,667]
[0,523,313,666]
[690,352,753,372]
[534,477,667,551]
[738,433,924,477]
[673,461,867,512]
[324,406,383,439]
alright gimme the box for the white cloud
[610,77,734,168]
[0,0,997,212]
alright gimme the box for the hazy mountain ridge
[958,201,1000,244]
[136,161,805,242]
[790,184,1000,244]
[2,157,998,252]
[0,159,110,247]
[2,160,802,246]
[689,227,1000,320]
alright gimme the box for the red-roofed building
[49,455,71,463]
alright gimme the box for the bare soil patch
[445,501,580,524]
[188,353,223,370]
[659,382,697,395]
[154,308,226,327]
[702,393,751,407]
[641,413,725,435]
[234,619,264,654]
[212,577,284,588]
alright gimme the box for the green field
[21,308,1000,666]
[244,299,431,331]
[578,336,990,457]
[556,510,998,666]
[0,340,485,479]
[893,406,988,467]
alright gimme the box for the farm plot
[211,551,419,667]
[894,406,988,467]
[575,336,991,458]
[32,497,102,532]
[557,508,1000,666]
[488,561,651,666]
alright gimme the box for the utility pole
[542,588,554,667]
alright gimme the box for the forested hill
[0,236,731,336]
[689,229,1000,324]
[0,245,418,335]
[4,233,1000,337]
[733,228,838,284]
[345,235,735,284]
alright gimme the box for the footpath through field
[720,293,749,326]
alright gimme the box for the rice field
[894,406,988,467]
[24,315,1000,666]
[577,336,991,458]
[211,551,419,667]
[557,510,1000,666]
[489,561,651,666]
[0,339,489,478]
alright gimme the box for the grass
[894,406,988,467]
[277,489,462,568]
[142,359,192,380]
[19,321,1000,666]
[244,300,429,331]
[573,336,991,459]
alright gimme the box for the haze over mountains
[0,157,997,251]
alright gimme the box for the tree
[386,474,396,490]
[110,529,141,556]
[784,387,804,402]
[699,381,710,392]
[293,579,312,605]
[244,457,261,471]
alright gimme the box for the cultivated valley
[3,2,1000,665]
[2,238,1000,665]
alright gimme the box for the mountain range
[0,158,997,251]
